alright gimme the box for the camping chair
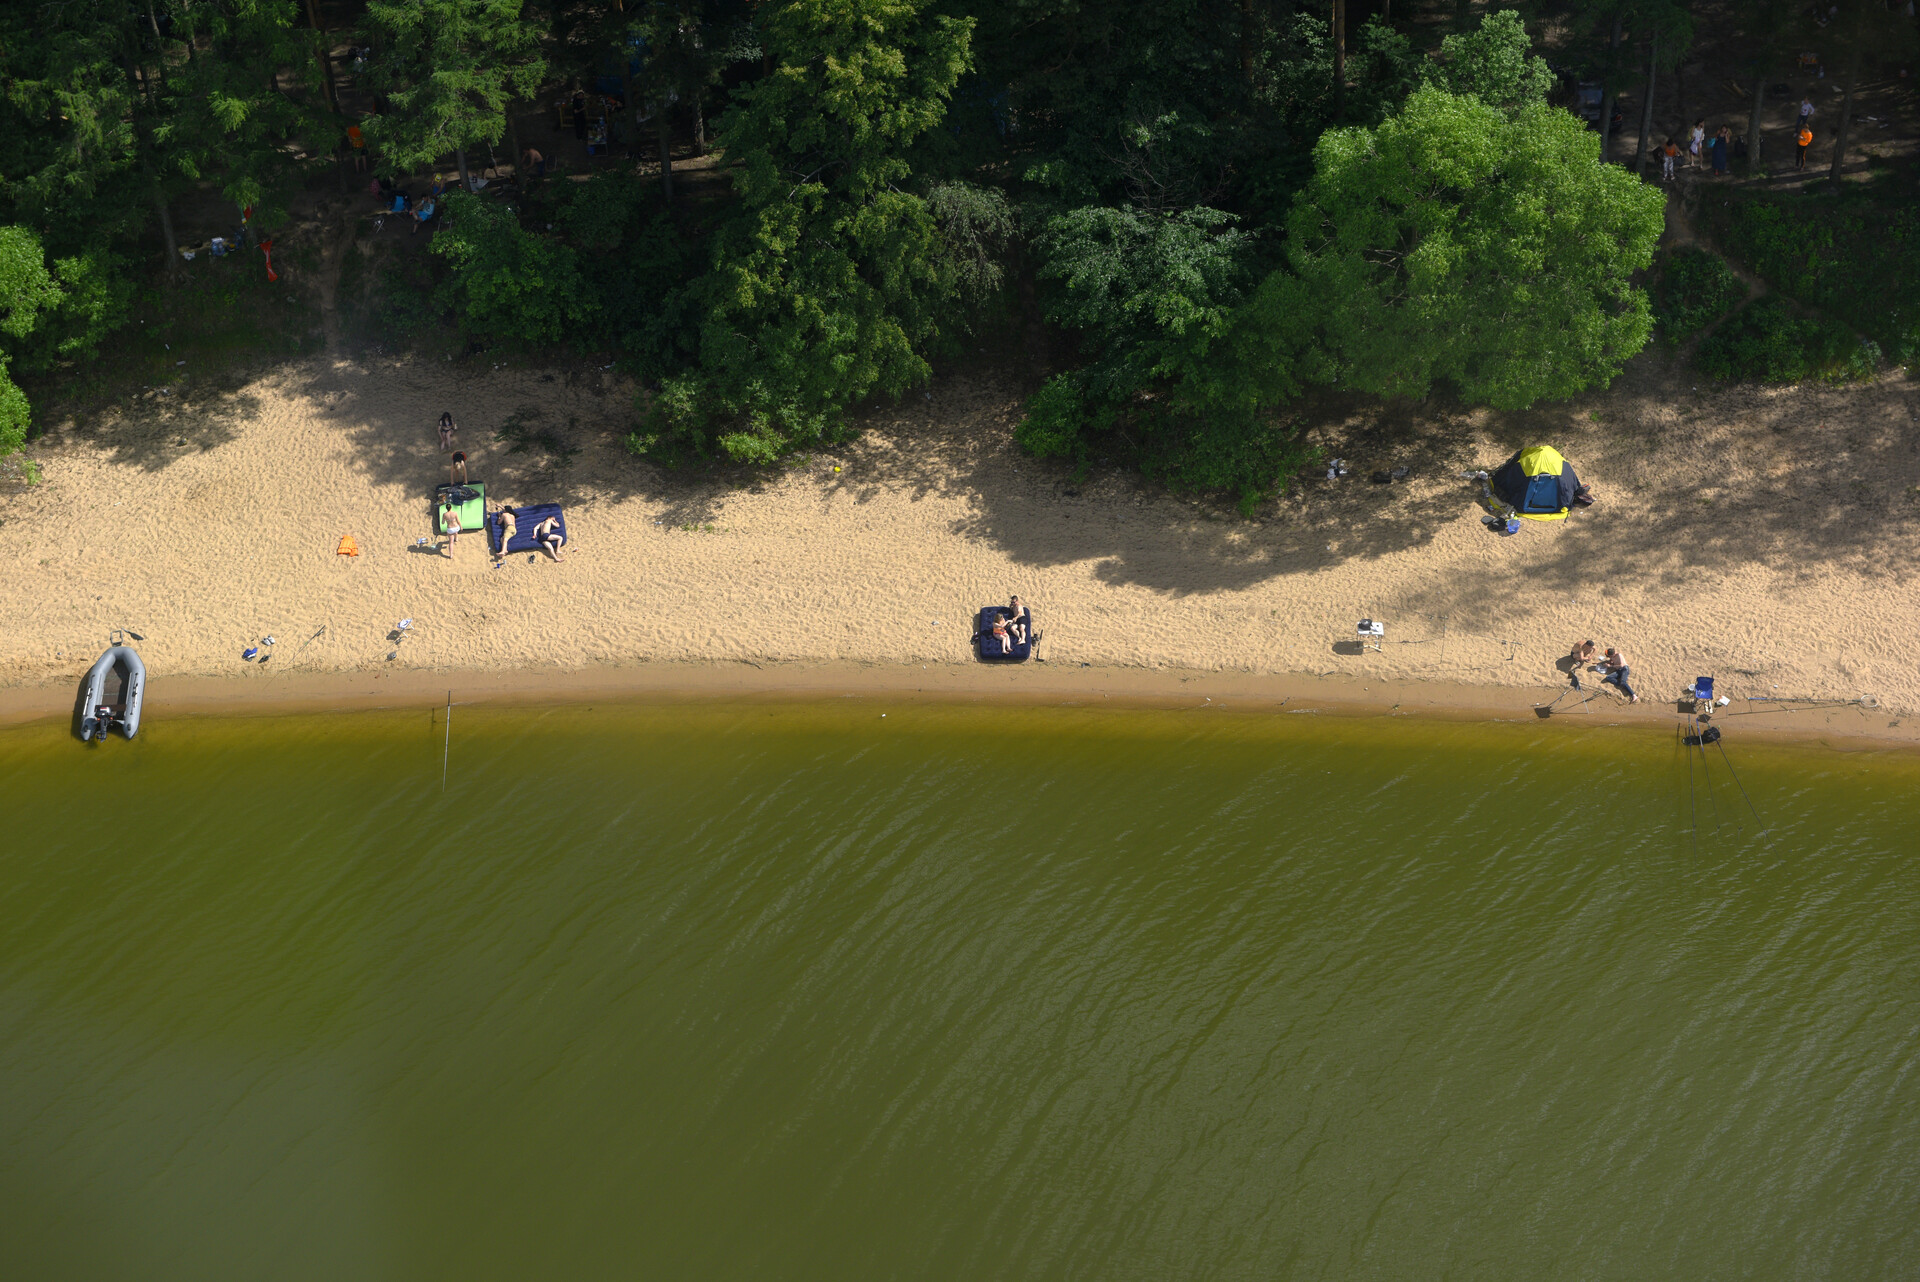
[1692,676,1716,717]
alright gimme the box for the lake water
[2,703,1915,1279]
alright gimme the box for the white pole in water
[442,690,452,792]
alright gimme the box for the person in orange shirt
[1661,137,1680,182]
[347,122,367,172]
[1796,124,1814,170]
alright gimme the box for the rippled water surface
[2,703,1916,1279]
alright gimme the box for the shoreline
[4,660,1911,752]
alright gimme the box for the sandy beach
[4,340,1917,742]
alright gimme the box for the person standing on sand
[438,412,457,452]
[1711,127,1730,176]
[1601,647,1639,703]
[451,451,468,484]
[1688,119,1705,169]
[1797,124,1814,169]
[442,503,461,555]
[1661,138,1679,182]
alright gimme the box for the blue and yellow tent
[1490,446,1582,522]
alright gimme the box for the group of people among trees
[2,1,1911,505]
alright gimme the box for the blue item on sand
[973,606,1036,663]
[487,504,567,556]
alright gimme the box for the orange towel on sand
[337,535,360,556]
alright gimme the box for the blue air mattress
[487,504,567,556]
[974,606,1034,662]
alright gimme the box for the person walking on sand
[1798,96,1815,132]
[1688,119,1705,169]
[438,411,457,452]
[494,506,517,563]
[1797,123,1814,170]
[1601,647,1639,703]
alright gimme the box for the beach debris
[1325,458,1349,480]
[243,647,258,661]
[336,535,361,556]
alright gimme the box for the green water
[2,704,1915,1280]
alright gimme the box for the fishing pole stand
[1356,619,1384,653]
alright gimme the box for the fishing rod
[1683,722,1699,852]
[1735,694,1878,713]
[1715,738,1767,836]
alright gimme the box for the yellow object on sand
[336,535,360,556]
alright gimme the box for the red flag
[260,238,278,282]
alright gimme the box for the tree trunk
[304,0,341,116]
[152,176,182,281]
[656,96,674,203]
[1241,0,1257,85]
[1746,59,1767,173]
[1828,1,1866,183]
[1455,0,1472,34]
[456,146,473,192]
[1380,0,1390,22]
[506,105,527,186]
[1634,36,1657,175]
[693,88,707,156]
[1600,15,1622,163]
[1331,0,1346,121]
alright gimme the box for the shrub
[1653,248,1745,343]
[430,192,594,347]
[1695,297,1877,384]
[1014,373,1104,467]
[1715,186,1920,365]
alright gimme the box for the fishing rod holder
[1356,619,1384,653]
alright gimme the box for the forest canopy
[0,1,1700,502]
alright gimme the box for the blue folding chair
[1692,676,1714,703]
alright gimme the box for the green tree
[430,192,594,345]
[166,0,328,227]
[1018,206,1318,508]
[648,0,974,464]
[0,226,63,464]
[1424,10,1552,111]
[1288,86,1665,409]
[360,0,546,191]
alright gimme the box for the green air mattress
[437,482,485,535]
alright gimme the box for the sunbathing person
[533,515,565,561]
[494,506,517,562]
[1006,594,1030,642]
[990,612,1013,654]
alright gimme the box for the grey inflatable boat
[80,640,145,741]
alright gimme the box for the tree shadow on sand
[44,379,261,472]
